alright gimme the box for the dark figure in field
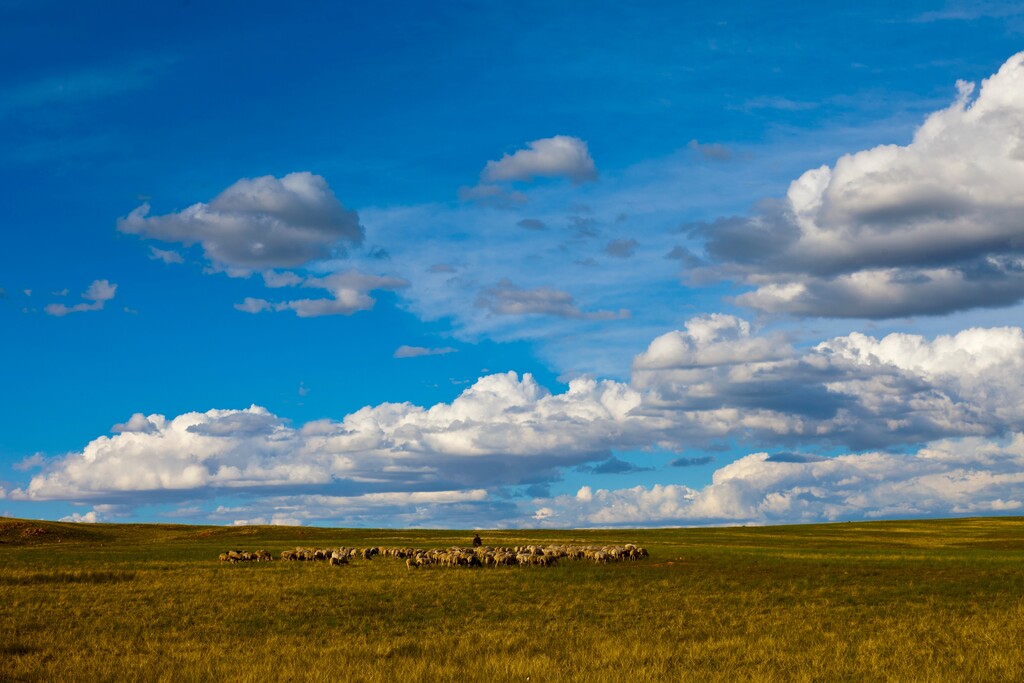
[472,534,482,548]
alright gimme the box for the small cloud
[668,456,714,468]
[235,297,275,314]
[50,288,69,297]
[482,135,598,184]
[687,139,733,161]
[61,511,100,523]
[740,96,818,112]
[605,238,639,258]
[238,271,409,318]
[458,183,528,208]
[368,247,390,260]
[394,345,458,359]
[123,306,138,315]
[477,279,629,320]
[44,279,117,317]
[298,382,309,397]
[23,289,32,297]
[148,246,184,264]
[517,218,547,231]
[428,263,456,273]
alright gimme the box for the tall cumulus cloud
[694,52,1024,318]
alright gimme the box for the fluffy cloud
[235,270,409,317]
[44,279,117,316]
[634,316,1024,449]
[477,280,630,320]
[118,172,363,271]
[695,52,1024,318]
[14,315,1024,524]
[8,374,651,502]
[481,135,598,184]
[531,435,1024,526]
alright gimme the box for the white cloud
[12,318,1024,523]
[148,246,183,264]
[60,510,100,523]
[481,135,598,184]
[531,434,1024,526]
[118,172,363,271]
[44,279,117,317]
[235,270,409,317]
[697,52,1024,318]
[394,345,458,358]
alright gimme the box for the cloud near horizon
[532,433,1024,526]
[8,316,1024,526]
[693,51,1024,319]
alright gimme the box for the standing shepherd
[472,533,482,548]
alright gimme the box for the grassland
[1,516,1023,682]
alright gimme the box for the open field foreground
[2,517,1023,682]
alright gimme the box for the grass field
[1,516,1022,682]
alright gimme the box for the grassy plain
[1,516,1023,682]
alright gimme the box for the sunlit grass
[1,517,1022,681]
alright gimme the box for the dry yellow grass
[1,517,1022,681]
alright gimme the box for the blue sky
[3,2,1024,527]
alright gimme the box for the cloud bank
[9,317,1024,529]
[533,435,1024,526]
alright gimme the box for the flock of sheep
[218,543,649,568]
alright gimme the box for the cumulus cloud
[634,316,1024,449]
[44,280,117,317]
[235,270,409,317]
[8,374,651,503]
[112,413,159,434]
[477,279,630,320]
[394,345,458,358]
[12,317,1024,524]
[481,135,598,184]
[118,172,363,271]
[695,52,1024,318]
[531,434,1024,526]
